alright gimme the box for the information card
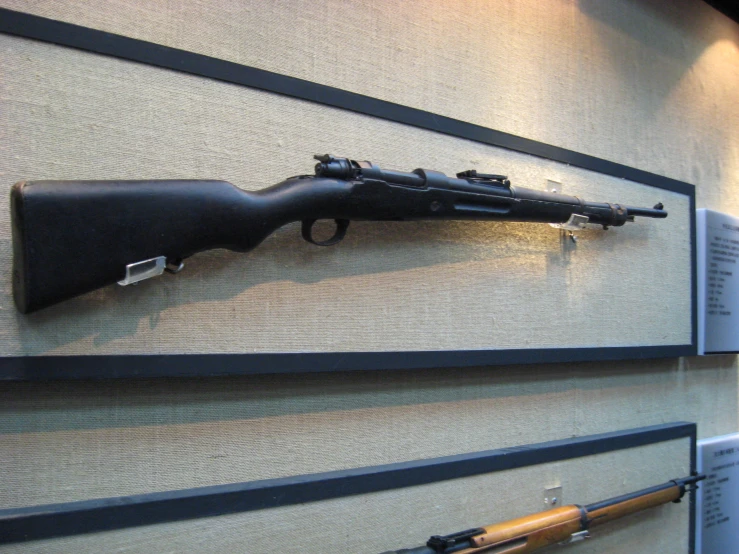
[697,433,739,553]
[697,209,739,354]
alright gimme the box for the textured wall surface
[0,1,738,553]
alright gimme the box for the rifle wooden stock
[384,475,703,554]
[460,487,682,553]
[461,505,583,553]
[586,484,681,528]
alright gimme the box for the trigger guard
[301,219,350,246]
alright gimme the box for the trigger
[301,219,350,246]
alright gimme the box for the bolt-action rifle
[381,474,704,554]
[11,155,668,313]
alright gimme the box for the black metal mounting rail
[0,345,694,381]
[0,8,698,378]
[0,422,698,550]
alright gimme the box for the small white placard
[696,433,739,553]
[697,209,739,354]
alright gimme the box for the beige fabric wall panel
[2,359,733,509]
[0,35,691,355]
[1,0,737,215]
[0,440,690,554]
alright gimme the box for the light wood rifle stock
[383,474,704,554]
[460,486,681,553]
[458,505,583,553]
[586,486,682,529]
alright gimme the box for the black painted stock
[11,165,667,313]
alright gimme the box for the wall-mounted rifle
[11,155,667,313]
